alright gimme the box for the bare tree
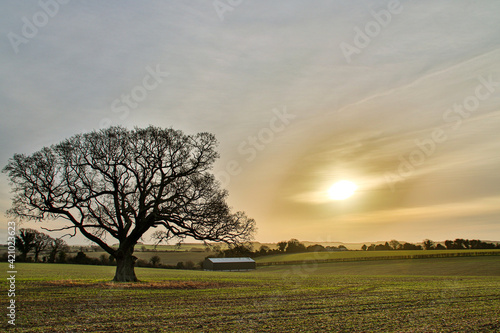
[389,240,400,250]
[3,126,255,281]
[33,231,52,262]
[423,239,435,250]
[454,238,466,249]
[277,241,287,252]
[48,237,68,263]
[286,239,306,253]
[258,245,270,255]
[15,228,37,261]
[444,240,454,249]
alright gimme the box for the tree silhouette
[48,237,68,263]
[149,255,161,267]
[15,228,37,261]
[435,243,446,250]
[3,126,255,281]
[277,241,287,252]
[33,231,52,262]
[286,239,306,253]
[220,243,254,257]
[423,239,435,250]
[389,240,400,250]
[307,244,326,252]
[258,245,270,254]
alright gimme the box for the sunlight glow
[328,180,358,200]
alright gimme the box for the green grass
[255,249,500,263]
[261,256,500,276]
[86,250,215,266]
[3,257,500,332]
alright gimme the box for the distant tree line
[9,230,499,268]
[361,239,500,251]
[213,239,348,258]
[66,252,201,270]
[11,228,69,263]
[8,228,109,264]
[6,228,200,270]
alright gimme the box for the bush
[57,251,67,263]
[135,259,150,267]
[184,261,195,269]
[150,255,161,267]
[99,254,109,265]
[73,251,88,264]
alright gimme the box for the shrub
[184,261,195,269]
[135,259,150,267]
[150,255,161,267]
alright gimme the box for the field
[255,249,500,264]
[86,250,215,266]
[3,255,500,332]
[85,249,500,267]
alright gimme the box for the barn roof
[206,257,255,263]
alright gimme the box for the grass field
[86,250,215,266]
[3,256,500,332]
[255,249,500,263]
[85,249,500,267]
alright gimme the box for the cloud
[1,1,499,243]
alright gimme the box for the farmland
[255,249,500,264]
[86,250,216,266]
[3,255,500,332]
[85,248,500,267]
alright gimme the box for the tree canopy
[15,228,37,261]
[3,126,255,281]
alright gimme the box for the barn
[203,257,256,271]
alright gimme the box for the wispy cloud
[1,0,499,243]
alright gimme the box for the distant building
[203,257,256,271]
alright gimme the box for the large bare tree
[3,126,255,281]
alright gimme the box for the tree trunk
[48,250,56,263]
[113,249,138,282]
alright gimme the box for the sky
[1,0,500,245]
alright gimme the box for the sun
[328,180,358,200]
